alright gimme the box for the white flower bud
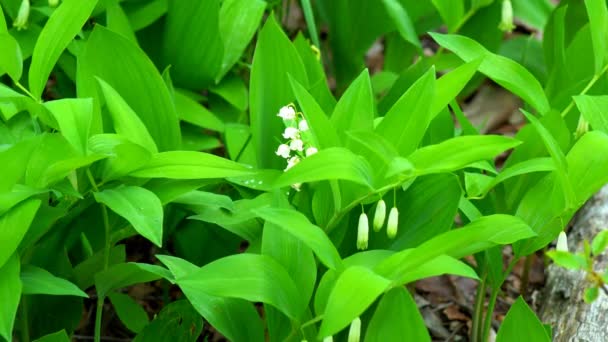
[282,127,299,140]
[289,139,304,151]
[305,147,318,157]
[348,317,361,342]
[373,200,386,232]
[322,336,333,342]
[557,231,568,252]
[275,144,291,159]
[357,213,369,250]
[285,156,300,171]
[48,0,59,7]
[387,207,399,239]
[298,119,309,131]
[498,0,515,33]
[13,0,30,30]
[291,182,302,191]
[278,105,296,120]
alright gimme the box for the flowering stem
[471,273,487,342]
[561,63,608,117]
[301,0,320,50]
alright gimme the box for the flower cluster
[275,104,318,190]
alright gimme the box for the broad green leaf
[208,76,248,112]
[0,254,20,342]
[380,0,421,49]
[0,6,5,31]
[0,184,45,215]
[78,26,181,151]
[173,91,220,132]
[365,287,430,342]
[33,330,70,342]
[44,98,93,156]
[173,190,234,212]
[407,135,520,175]
[129,151,255,179]
[0,83,35,121]
[108,292,149,333]
[21,265,87,297]
[93,185,163,247]
[162,0,222,89]
[375,214,535,283]
[73,245,126,289]
[432,59,482,117]
[545,251,586,270]
[217,0,265,80]
[253,207,343,270]
[29,0,98,100]
[511,0,553,30]
[584,0,608,73]
[126,0,168,31]
[179,254,304,320]
[106,0,137,43]
[330,69,375,139]
[273,147,373,189]
[0,33,22,81]
[289,76,340,148]
[471,158,555,198]
[592,230,608,256]
[156,255,265,342]
[96,78,158,153]
[376,67,435,156]
[520,109,573,207]
[88,134,152,181]
[496,297,550,342]
[431,0,464,33]
[318,266,390,338]
[0,199,40,268]
[133,300,202,342]
[574,95,608,134]
[584,287,599,303]
[398,254,479,284]
[250,15,308,169]
[95,262,173,298]
[431,33,550,114]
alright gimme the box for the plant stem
[87,169,112,342]
[481,287,499,341]
[19,297,30,342]
[301,0,320,49]
[471,273,487,342]
[519,254,534,296]
[561,63,608,117]
[14,81,38,102]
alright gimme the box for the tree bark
[539,185,608,342]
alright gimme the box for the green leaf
[96,77,158,153]
[21,265,87,297]
[289,75,340,148]
[208,75,248,112]
[32,330,70,342]
[217,0,266,80]
[73,245,126,289]
[397,254,479,284]
[162,0,222,89]
[496,297,550,342]
[584,0,608,73]
[129,151,255,179]
[78,25,181,151]
[431,0,464,33]
[330,69,375,139]
[179,254,304,320]
[44,98,93,156]
[376,67,435,156]
[133,300,202,342]
[472,158,555,198]
[175,90,225,132]
[95,262,173,298]
[94,185,163,247]
[0,254,20,342]
[156,255,265,342]
[574,95,608,134]
[29,0,98,100]
[584,287,599,303]
[592,230,608,256]
[432,59,481,117]
[0,33,22,81]
[511,0,553,30]
[106,0,137,44]
[318,266,390,338]
[380,0,421,49]
[273,147,373,188]
[365,287,430,342]
[407,135,520,175]
[430,32,550,114]
[250,14,308,169]
[0,199,40,268]
[545,251,586,270]
[108,292,149,333]
[375,215,535,283]
[253,207,343,270]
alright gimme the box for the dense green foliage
[1,0,608,341]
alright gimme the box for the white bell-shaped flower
[387,207,399,239]
[298,119,309,131]
[285,156,301,171]
[557,231,568,252]
[289,139,304,151]
[275,144,291,159]
[357,213,369,250]
[373,200,386,232]
[348,317,361,342]
[305,147,318,157]
[282,127,299,140]
[277,105,296,120]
